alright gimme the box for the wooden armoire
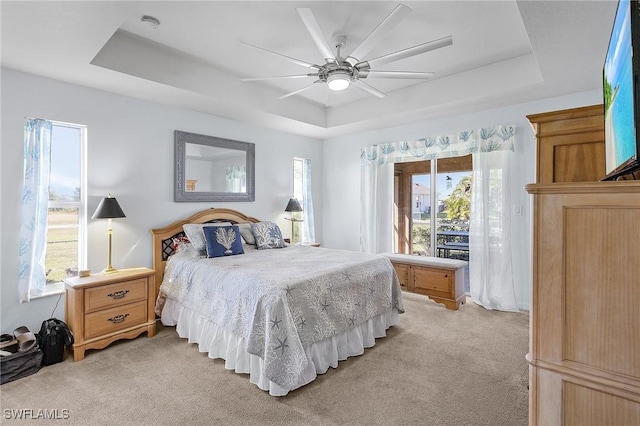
[527,104,606,183]
[526,105,640,425]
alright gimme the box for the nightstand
[64,267,156,361]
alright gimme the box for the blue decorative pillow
[251,222,286,249]
[202,225,245,258]
[183,222,232,251]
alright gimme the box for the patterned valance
[361,125,516,165]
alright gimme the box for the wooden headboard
[149,208,260,299]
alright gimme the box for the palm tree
[444,176,472,221]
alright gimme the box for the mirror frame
[174,130,255,202]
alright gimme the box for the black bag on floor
[37,318,74,366]
[1,337,43,384]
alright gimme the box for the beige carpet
[1,293,529,425]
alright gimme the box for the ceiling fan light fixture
[327,72,350,91]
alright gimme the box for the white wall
[1,68,322,332]
[321,89,603,311]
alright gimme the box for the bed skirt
[160,298,400,396]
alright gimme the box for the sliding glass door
[395,155,472,260]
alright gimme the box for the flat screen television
[602,0,640,180]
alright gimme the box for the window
[46,122,87,285]
[394,155,472,260]
[292,158,315,243]
[292,158,304,202]
[291,158,305,243]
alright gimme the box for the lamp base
[102,266,118,274]
[284,217,304,244]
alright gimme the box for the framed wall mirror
[174,130,255,202]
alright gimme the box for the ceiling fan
[239,3,453,99]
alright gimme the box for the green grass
[46,210,78,283]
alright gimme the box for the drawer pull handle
[107,314,129,324]
[107,290,129,300]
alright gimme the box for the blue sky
[413,171,470,199]
[604,0,631,85]
[50,124,81,200]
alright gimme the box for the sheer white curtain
[469,150,518,311]
[18,118,53,302]
[226,166,246,193]
[300,159,315,243]
[360,160,394,253]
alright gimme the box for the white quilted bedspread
[159,245,404,389]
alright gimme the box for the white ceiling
[1,1,617,139]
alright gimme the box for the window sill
[31,282,65,300]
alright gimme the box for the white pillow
[183,222,232,251]
[237,223,256,245]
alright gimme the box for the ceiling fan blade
[347,3,412,63]
[296,8,336,62]
[358,35,453,68]
[278,81,320,99]
[359,70,434,79]
[241,74,317,82]
[238,41,320,69]
[352,80,386,98]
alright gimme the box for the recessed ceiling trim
[91,29,327,128]
[327,53,543,129]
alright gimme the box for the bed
[151,208,404,396]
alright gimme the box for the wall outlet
[512,204,523,216]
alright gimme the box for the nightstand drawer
[84,278,147,313]
[84,301,147,340]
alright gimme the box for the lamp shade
[92,196,126,219]
[284,198,303,212]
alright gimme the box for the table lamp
[284,197,303,244]
[92,194,126,274]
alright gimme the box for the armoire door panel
[564,207,640,379]
[564,381,640,425]
[552,139,606,182]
